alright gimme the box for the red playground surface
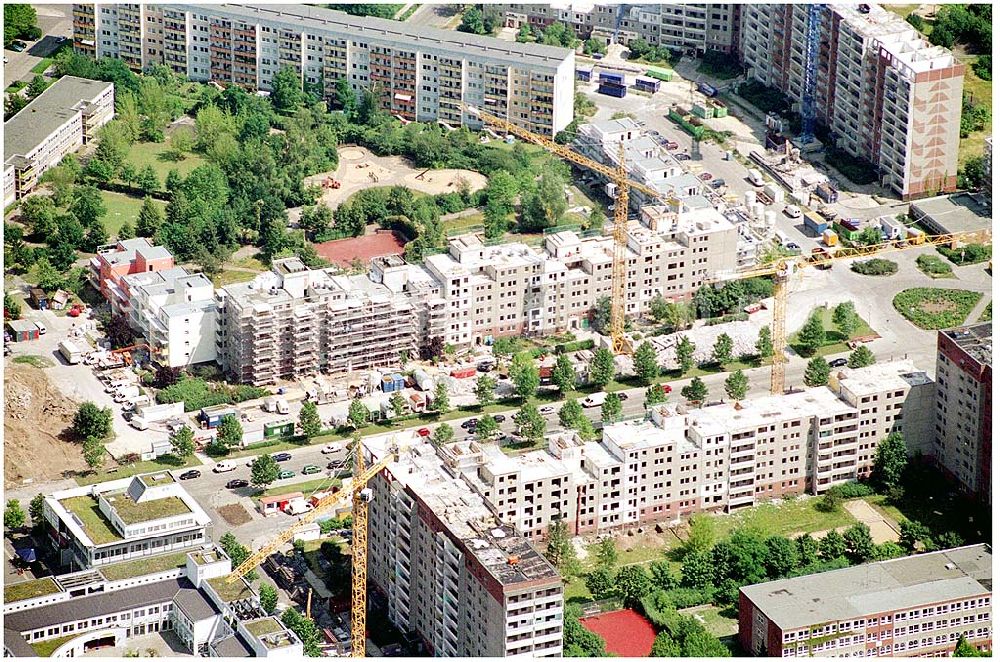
[580,608,657,657]
[314,231,406,268]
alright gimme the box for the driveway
[843,499,899,544]
[3,5,72,86]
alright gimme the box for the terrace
[100,551,189,581]
[104,493,191,525]
[59,496,123,545]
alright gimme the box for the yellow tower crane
[706,228,991,394]
[466,105,678,355]
[225,441,397,658]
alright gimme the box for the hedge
[155,377,270,412]
[556,339,595,354]
[916,254,953,277]
[937,243,991,266]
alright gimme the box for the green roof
[3,577,60,603]
[30,633,78,658]
[59,496,123,545]
[138,472,176,487]
[104,493,190,525]
[100,551,189,581]
[245,617,284,637]
[207,576,255,603]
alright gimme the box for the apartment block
[3,546,300,658]
[42,473,212,571]
[89,238,176,310]
[73,3,575,137]
[739,4,963,200]
[3,76,114,206]
[738,544,992,657]
[364,433,564,657]
[123,268,218,368]
[932,322,991,502]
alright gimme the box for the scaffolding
[799,4,823,143]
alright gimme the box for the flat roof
[942,322,992,368]
[836,359,933,396]
[103,492,191,525]
[4,77,112,163]
[741,544,992,631]
[909,193,991,235]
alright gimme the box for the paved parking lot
[3,5,72,86]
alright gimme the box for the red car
[661,384,673,394]
[698,172,713,181]
[417,427,431,437]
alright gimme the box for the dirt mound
[4,363,86,487]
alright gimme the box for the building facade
[738,544,992,657]
[72,3,574,136]
[3,76,114,206]
[739,4,963,200]
[88,238,176,310]
[932,322,991,502]
[364,433,564,657]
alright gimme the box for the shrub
[916,254,953,277]
[555,339,595,354]
[827,481,873,499]
[851,258,898,276]
[893,288,982,330]
[937,243,991,266]
[156,377,270,412]
[825,146,878,185]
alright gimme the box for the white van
[747,168,765,186]
[129,417,149,431]
[34,321,46,335]
[213,461,237,473]
[582,392,608,408]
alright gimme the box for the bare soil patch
[218,503,252,527]
[920,301,957,314]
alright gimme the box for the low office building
[3,546,300,658]
[364,433,564,657]
[933,322,991,502]
[73,3,574,137]
[41,473,213,571]
[3,76,114,206]
[88,238,176,310]
[738,544,992,657]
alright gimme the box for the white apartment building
[364,433,564,657]
[73,3,575,137]
[3,76,114,206]
[428,360,931,540]
[123,268,218,368]
[739,4,963,200]
[42,473,213,571]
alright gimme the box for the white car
[783,205,803,219]
[34,321,46,335]
[321,443,341,454]
[213,461,237,473]
[539,406,555,415]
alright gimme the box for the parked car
[226,479,248,489]
[661,384,673,394]
[675,153,691,161]
[212,462,236,474]
[277,470,295,480]
[828,358,848,368]
[477,362,494,372]
[122,411,134,422]
[327,460,341,470]
[698,172,713,181]
[179,470,201,480]
[10,41,26,52]
[302,464,321,475]
[321,443,340,454]
[710,178,726,189]
[783,205,803,219]
[461,419,477,430]
[539,406,555,415]
[664,141,679,150]
[272,452,292,462]
[616,392,628,401]
[416,427,431,437]
[492,414,506,423]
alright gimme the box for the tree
[544,518,572,569]
[270,66,304,113]
[651,631,682,657]
[675,336,695,374]
[4,500,26,532]
[644,384,667,408]
[5,92,28,120]
[756,325,773,359]
[798,310,827,356]
[118,220,136,240]
[136,165,160,193]
[259,583,278,614]
[347,400,369,429]
[519,170,567,231]
[872,432,908,491]
[510,354,540,400]
[154,366,181,388]
[681,376,707,404]
[73,402,113,440]
[680,549,715,589]
[251,454,280,490]
[632,341,660,385]
[164,169,183,192]
[83,436,105,471]
[590,295,612,335]
[552,354,577,393]
[458,6,485,34]
[299,205,332,240]
[600,393,622,422]
[34,256,65,292]
[299,400,322,438]
[170,425,196,458]
[71,185,107,228]
[559,398,585,430]
[589,347,616,387]
[389,391,407,418]
[712,333,734,365]
[3,293,21,321]
[419,336,444,361]
[764,535,799,578]
[615,565,652,607]
[847,345,876,369]
[804,356,831,387]
[475,374,497,409]
[5,5,38,46]
[680,514,713,557]
[955,635,988,657]
[216,414,243,450]
[659,301,694,332]
[475,414,499,441]
[596,537,617,569]
[795,533,819,566]
[281,608,322,656]
[431,424,454,447]
[856,226,883,246]
[104,314,134,349]
[723,369,749,401]
[819,530,847,561]
[681,629,731,657]
[514,401,546,441]
[816,489,842,513]
[585,567,617,600]
[832,301,860,339]
[843,522,875,564]
[135,196,164,237]
[649,560,677,590]
[587,206,605,232]
[432,381,450,413]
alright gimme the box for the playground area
[580,608,657,657]
[305,146,487,210]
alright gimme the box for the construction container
[823,229,839,246]
[696,81,718,97]
[576,68,592,82]
[906,227,925,244]
[28,288,48,310]
[6,319,39,342]
[667,109,704,139]
[199,405,238,429]
[59,340,83,364]
[763,183,785,204]
[264,420,295,439]
[815,182,839,204]
[804,211,828,235]
[645,69,673,82]
[412,369,433,391]
[692,103,709,119]
[450,366,476,379]
[597,81,627,98]
[635,77,660,93]
[598,71,625,85]
[713,103,728,118]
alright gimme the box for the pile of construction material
[649,318,769,369]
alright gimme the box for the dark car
[226,478,249,489]
[710,178,726,189]
[492,414,506,423]
[461,419,477,430]
[9,41,26,52]
[122,410,134,421]
[477,362,494,372]
[616,392,628,401]
[179,470,201,480]
[327,460,340,470]
[675,153,691,161]
[272,452,292,462]
[828,358,848,368]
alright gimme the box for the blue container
[598,82,627,98]
[804,216,827,234]
[576,69,592,82]
[635,77,660,93]
[391,373,405,391]
[598,72,624,85]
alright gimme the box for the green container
[692,103,709,119]
[646,69,673,82]
[264,421,294,438]
[714,105,728,118]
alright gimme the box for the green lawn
[882,4,920,19]
[893,288,983,330]
[212,270,258,287]
[31,634,78,658]
[789,306,876,357]
[713,498,855,539]
[12,355,54,368]
[958,56,992,165]
[979,303,991,322]
[682,604,739,637]
[74,454,198,486]
[100,190,164,238]
[101,551,189,581]
[4,577,60,603]
[59,496,123,544]
[442,212,484,235]
[258,477,342,499]
[124,136,207,183]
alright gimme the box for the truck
[113,385,141,403]
[58,340,83,364]
[747,168,765,186]
[582,392,607,408]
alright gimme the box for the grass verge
[75,454,199,486]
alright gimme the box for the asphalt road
[3,5,72,86]
[402,4,462,28]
